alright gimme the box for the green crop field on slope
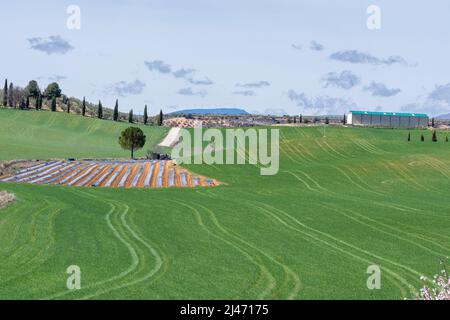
[0,108,168,161]
[1,109,450,299]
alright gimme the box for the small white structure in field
[347,110,429,128]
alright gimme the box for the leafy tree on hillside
[44,82,62,99]
[325,117,330,125]
[118,127,146,159]
[113,99,119,121]
[25,96,30,109]
[128,109,133,123]
[26,80,40,98]
[158,109,163,126]
[143,104,148,125]
[2,79,7,106]
[432,130,438,142]
[97,100,103,119]
[82,97,86,116]
[51,96,57,112]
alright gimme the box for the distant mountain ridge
[436,113,450,119]
[169,108,248,115]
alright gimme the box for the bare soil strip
[124,164,141,188]
[98,165,120,187]
[150,161,160,188]
[136,162,151,188]
[83,165,112,187]
[162,161,170,187]
[111,164,131,188]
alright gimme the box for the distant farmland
[1,109,450,299]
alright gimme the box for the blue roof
[350,110,428,118]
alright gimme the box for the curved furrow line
[256,202,430,292]
[168,199,277,299]
[251,201,417,298]
[315,139,340,160]
[343,165,388,196]
[42,187,144,299]
[281,141,311,163]
[80,202,166,299]
[0,199,63,285]
[284,171,318,192]
[320,204,450,257]
[0,200,52,267]
[330,165,385,196]
[0,198,46,256]
[279,131,309,164]
[321,139,350,159]
[288,170,445,219]
[195,202,302,300]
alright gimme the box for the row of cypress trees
[407,131,448,142]
[2,79,164,126]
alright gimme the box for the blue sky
[1,0,450,116]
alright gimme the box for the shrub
[420,262,450,300]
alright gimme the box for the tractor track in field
[0,198,63,286]
[250,201,419,298]
[195,201,302,299]
[285,169,448,218]
[169,199,278,299]
[43,189,166,300]
[320,204,450,257]
[330,165,386,197]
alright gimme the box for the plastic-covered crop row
[0,160,217,188]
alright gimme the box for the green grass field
[1,109,450,299]
[0,108,168,161]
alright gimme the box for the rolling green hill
[0,109,450,299]
[0,108,168,161]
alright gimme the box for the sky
[1,0,450,116]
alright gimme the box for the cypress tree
[407,132,411,142]
[113,99,119,121]
[82,97,86,116]
[38,94,43,110]
[51,96,57,112]
[299,114,303,124]
[35,95,39,110]
[67,99,71,113]
[432,130,438,142]
[8,83,14,107]
[431,118,435,128]
[446,136,449,143]
[343,114,346,125]
[26,96,30,109]
[143,104,148,125]
[158,109,163,126]
[2,79,7,106]
[97,100,103,119]
[128,109,133,123]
